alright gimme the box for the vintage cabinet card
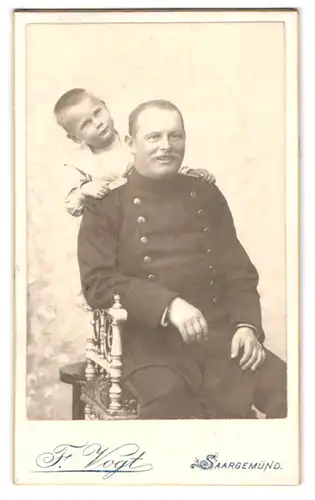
[14,9,299,485]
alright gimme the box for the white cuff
[236,323,261,341]
[160,307,169,327]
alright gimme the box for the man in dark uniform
[78,100,287,419]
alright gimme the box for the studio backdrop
[25,21,286,419]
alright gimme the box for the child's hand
[191,168,216,184]
[81,180,110,199]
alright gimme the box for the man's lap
[123,341,287,419]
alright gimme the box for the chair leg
[72,384,85,420]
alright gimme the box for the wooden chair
[60,294,138,420]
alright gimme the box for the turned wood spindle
[85,315,97,381]
[107,294,127,411]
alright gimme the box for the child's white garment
[64,133,132,217]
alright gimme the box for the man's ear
[125,134,135,155]
[66,133,81,144]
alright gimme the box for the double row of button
[134,195,216,295]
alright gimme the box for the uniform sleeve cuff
[236,323,261,341]
[160,306,169,327]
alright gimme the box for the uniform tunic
[78,168,269,417]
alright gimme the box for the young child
[53,88,216,217]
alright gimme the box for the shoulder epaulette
[108,177,128,192]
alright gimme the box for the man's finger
[178,324,190,344]
[197,315,208,340]
[239,340,254,366]
[241,346,258,370]
[185,321,199,343]
[192,319,204,343]
[251,348,265,371]
[231,335,241,359]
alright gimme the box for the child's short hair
[53,88,89,126]
[54,88,108,131]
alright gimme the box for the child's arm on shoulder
[65,186,85,217]
[179,165,216,184]
[80,179,111,199]
[65,179,112,217]
[64,171,89,217]
[64,161,111,218]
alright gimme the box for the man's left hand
[190,168,216,184]
[231,327,265,371]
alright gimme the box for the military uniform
[78,168,286,418]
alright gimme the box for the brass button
[209,280,214,286]
[208,265,213,270]
[140,236,148,244]
[190,191,197,198]
[198,209,204,216]
[133,197,141,205]
[204,227,209,232]
[143,256,152,264]
[137,216,146,224]
[206,248,212,253]
[148,274,156,281]
[212,296,218,303]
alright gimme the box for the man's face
[61,95,115,150]
[129,107,186,179]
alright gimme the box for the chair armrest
[84,294,132,417]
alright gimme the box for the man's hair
[53,88,106,128]
[128,99,185,137]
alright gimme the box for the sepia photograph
[14,9,299,485]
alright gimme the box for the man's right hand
[81,180,110,199]
[167,297,208,344]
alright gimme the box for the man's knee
[254,348,287,418]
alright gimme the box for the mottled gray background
[26,22,286,419]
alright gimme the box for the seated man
[77,99,287,419]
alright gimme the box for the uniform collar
[129,167,186,193]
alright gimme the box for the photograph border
[13,8,299,486]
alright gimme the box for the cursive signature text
[34,442,153,479]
